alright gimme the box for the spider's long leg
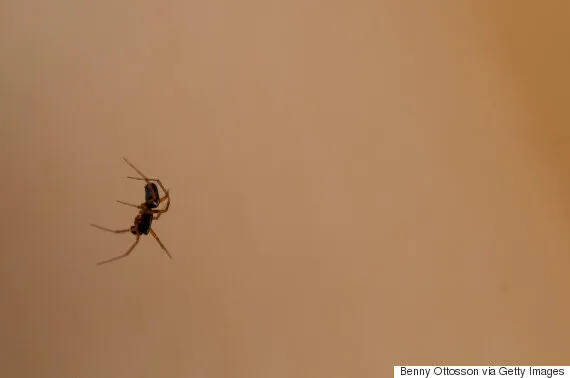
[149,209,169,214]
[152,190,170,221]
[122,157,158,205]
[97,235,141,266]
[122,157,151,182]
[159,191,170,203]
[116,200,142,209]
[149,228,172,259]
[91,224,131,233]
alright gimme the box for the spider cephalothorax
[91,158,171,265]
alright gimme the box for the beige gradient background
[1,1,570,377]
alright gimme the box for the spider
[91,157,172,265]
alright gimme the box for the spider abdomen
[137,212,153,235]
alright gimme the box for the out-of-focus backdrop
[1,1,570,377]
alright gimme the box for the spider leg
[150,209,168,214]
[149,228,172,259]
[122,157,151,182]
[97,235,141,266]
[159,189,170,203]
[152,189,170,221]
[116,200,142,209]
[91,224,131,233]
[122,158,160,206]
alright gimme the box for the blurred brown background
[1,1,570,377]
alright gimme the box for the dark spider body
[91,158,172,265]
[132,212,153,235]
[145,183,160,209]
[131,182,162,234]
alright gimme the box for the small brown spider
[91,157,172,265]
